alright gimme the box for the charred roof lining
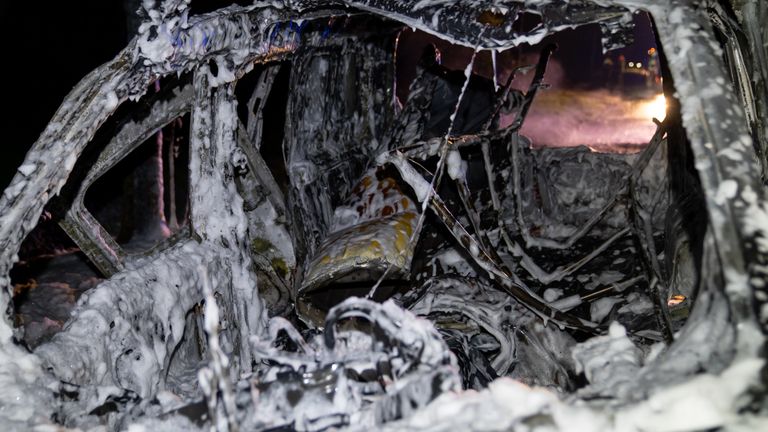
[298,0,635,52]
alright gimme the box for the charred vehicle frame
[0,0,767,431]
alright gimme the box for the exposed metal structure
[0,1,766,431]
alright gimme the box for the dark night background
[0,2,127,190]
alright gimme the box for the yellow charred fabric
[303,210,418,290]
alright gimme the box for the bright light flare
[639,94,667,121]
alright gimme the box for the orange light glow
[668,294,686,307]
